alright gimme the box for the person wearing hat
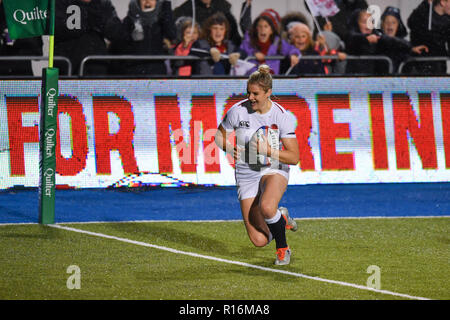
[239,9,301,75]
[287,23,326,75]
[280,11,310,41]
[379,6,429,73]
[381,6,408,38]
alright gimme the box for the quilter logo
[12,7,48,25]
[46,87,57,117]
[43,168,55,197]
[2,0,50,39]
[44,128,55,159]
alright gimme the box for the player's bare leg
[259,173,291,265]
[240,195,272,247]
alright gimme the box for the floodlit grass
[0,218,448,300]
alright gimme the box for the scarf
[127,0,162,27]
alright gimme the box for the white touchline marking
[48,224,432,301]
[2,215,448,226]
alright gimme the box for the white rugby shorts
[235,167,289,200]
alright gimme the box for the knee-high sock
[265,209,287,249]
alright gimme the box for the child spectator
[345,7,431,75]
[318,29,348,74]
[239,9,300,75]
[173,0,242,47]
[311,18,348,75]
[288,23,325,75]
[171,18,200,76]
[344,9,383,74]
[189,12,240,75]
[379,6,429,73]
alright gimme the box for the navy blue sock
[265,210,287,249]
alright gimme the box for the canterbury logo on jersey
[239,120,250,128]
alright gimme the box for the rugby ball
[254,125,279,165]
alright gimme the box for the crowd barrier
[0,77,449,189]
[398,56,450,74]
[79,54,395,76]
[0,56,73,76]
[1,55,448,77]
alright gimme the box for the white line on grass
[49,223,431,301]
[2,215,447,226]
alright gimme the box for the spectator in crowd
[407,0,450,74]
[320,24,348,74]
[345,7,432,75]
[280,11,310,41]
[0,1,42,76]
[288,23,325,75]
[189,12,240,75]
[239,9,300,75]
[109,0,176,76]
[304,0,368,41]
[309,16,348,74]
[173,0,242,47]
[171,17,200,76]
[379,6,429,73]
[344,9,382,74]
[280,11,347,74]
[54,0,123,76]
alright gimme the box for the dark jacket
[407,0,450,74]
[376,32,412,73]
[291,47,325,75]
[110,0,176,76]
[0,5,42,76]
[345,9,398,75]
[189,39,238,75]
[174,0,241,47]
[344,9,377,74]
[54,0,123,75]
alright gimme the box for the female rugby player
[215,64,299,265]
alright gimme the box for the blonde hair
[248,64,272,92]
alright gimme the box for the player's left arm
[257,135,299,165]
[269,110,299,165]
[268,137,299,165]
[255,110,299,165]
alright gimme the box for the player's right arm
[215,125,241,161]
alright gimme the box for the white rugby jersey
[220,98,297,173]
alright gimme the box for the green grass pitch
[0,217,448,300]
